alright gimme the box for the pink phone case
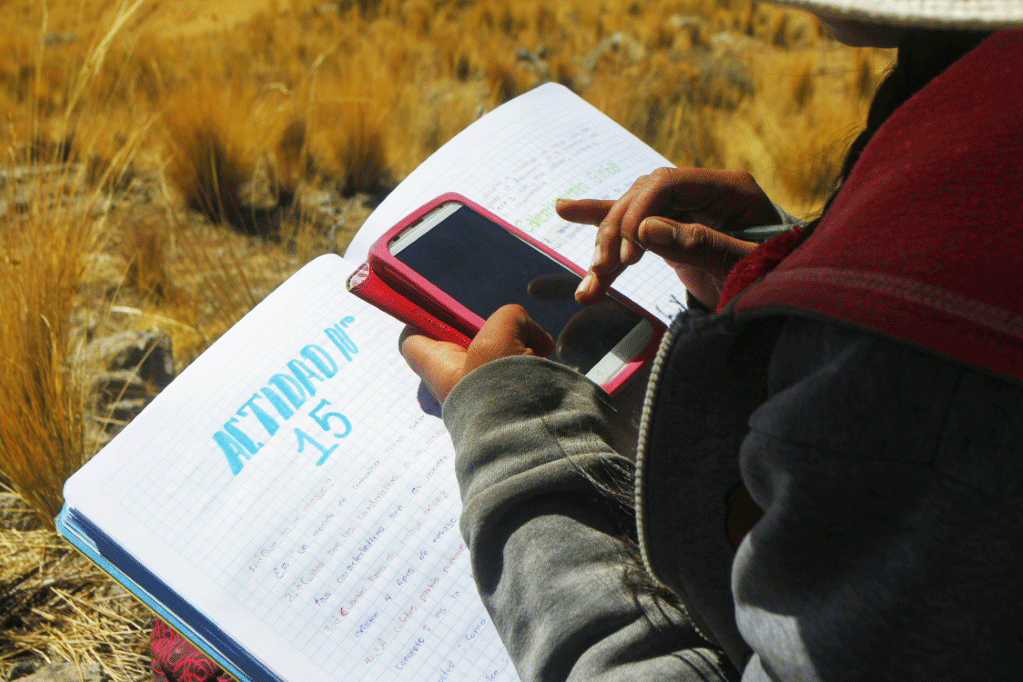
[350,193,664,395]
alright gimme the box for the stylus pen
[727,223,800,243]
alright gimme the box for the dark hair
[794,28,992,247]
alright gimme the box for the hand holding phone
[400,303,554,403]
[349,194,664,394]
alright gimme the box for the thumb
[639,217,756,276]
[465,304,554,374]
[400,327,470,403]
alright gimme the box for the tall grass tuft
[0,0,150,527]
[307,64,393,196]
[162,80,264,233]
[329,100,391,196]
[0,182,97,526]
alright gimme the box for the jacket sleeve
[443,355,737,682]
[733,317,1023,681]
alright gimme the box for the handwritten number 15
[295,398,352,465]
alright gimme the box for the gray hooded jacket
[442,308,1023,681]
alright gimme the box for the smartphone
[370,194,663,393]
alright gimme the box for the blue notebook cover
[57,505,278,682]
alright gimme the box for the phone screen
[390,203,647,375]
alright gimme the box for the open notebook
[58,84,690,682]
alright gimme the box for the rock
[85,330,175,435]
[665,15,705,50]
[581,32,647,73]
[673,44,755,111]
[84,422,114,452]
[0,492,42,531]
[92,370,153,402]
[515,47,551,80]
[103,397,152,426]
[12,662,107,682]
[7,661,41,679]
[13,186,34,212]
[708,30,758,52]
[90,373,156,432]
[697,53,753,110]
[88,329,174,388]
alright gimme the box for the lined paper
[65,255,514,681]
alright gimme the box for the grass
[0,0,894,676]
[0,528,152,680]
[162,81,257,231]
[0,185,94,525]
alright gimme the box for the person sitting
[401,2,1023,679]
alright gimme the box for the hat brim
[772,0,1023,29]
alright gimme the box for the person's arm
[445,355,737,682]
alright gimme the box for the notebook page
[63,254,515,682]
[344,83,689,322]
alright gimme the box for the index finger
[557,196,631,274]
[555,198,614,226]
[556,195,637,303]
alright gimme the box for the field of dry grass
[0,0,893,678]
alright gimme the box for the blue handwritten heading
[214,316,359,475]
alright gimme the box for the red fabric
[728,30,1023,382]
[717,226,805,312]
[150,619,231,682]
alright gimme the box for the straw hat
[773,0,1023,29]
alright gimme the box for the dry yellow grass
[162,79,258,230]
[0,181,96,524]
[0,528,152,680]
[0,0,891,545]
[0,0,894,676]
[0,1,155,530]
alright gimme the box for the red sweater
[723,30,1023,382]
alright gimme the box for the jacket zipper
[632,315,717,645]
[633,317,675,581]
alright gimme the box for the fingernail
[620,239,640,265]
[576,272,594,298]
[644,218,676,245]
[591,245,603,267]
